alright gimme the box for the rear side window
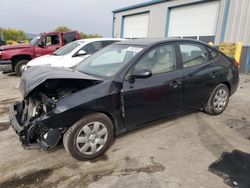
[63,32,76,44]
[207,47,219,59]
[180,43,209,68]
[81,41,103,54]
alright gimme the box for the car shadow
[115,110,201,139]
[1,71,18,77]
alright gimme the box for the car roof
[115,38,209,46]
[75,38,126,43]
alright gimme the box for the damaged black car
[9,39,239,160]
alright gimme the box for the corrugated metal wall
[223,0,250,46]
[114,0,211,38]
[113,0,250,45]
[113,0,250,72]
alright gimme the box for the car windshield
[30,36,40,46]
[76,44,144,77]
[53,41,83,56]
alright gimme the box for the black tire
[63,113,114,161]
[204,84,230,115]
[14,60,29,76]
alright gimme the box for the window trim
[125,42,179,79]
[177,41,213,69]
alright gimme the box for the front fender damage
[10,67,103,150]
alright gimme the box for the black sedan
[10,39,239,160]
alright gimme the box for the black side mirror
[128,69,152,83]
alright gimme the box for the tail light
[233,59,240,68]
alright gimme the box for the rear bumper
[0,60,12,72]
[231,79,239,96]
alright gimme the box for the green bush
[0,28,27,42]
[54,26,72,32]
[53,26,102,39]
[79,32,102,39]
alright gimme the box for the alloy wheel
[76,122,108,155]
[213,89,228,111]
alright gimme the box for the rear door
[178,42,220,110]
[123,43,183,128]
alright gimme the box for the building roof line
[112,0,165,13]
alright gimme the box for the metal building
[112,0,250,73]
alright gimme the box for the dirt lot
[0,72,250,188]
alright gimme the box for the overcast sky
[0,0,146,36]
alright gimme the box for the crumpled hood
[0,44,31,51]
[20,66,102,99]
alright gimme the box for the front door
[35,34,61,57]
[122,43,183,128]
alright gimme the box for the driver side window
[41,35,59,46]
[135,44,176,74]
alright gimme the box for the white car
[25,38,125,69]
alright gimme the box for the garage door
[168,1,220,42]
[123,13,149,38]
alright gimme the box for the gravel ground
[0,72,250,188]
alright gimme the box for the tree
[79,32,102,39]
[54,26,72,32]
[0,27,27,42]
[53,26,102,38]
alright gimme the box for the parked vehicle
[24,38,125,70]
[0,31,80,75]
[10,39,239,160]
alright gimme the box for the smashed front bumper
[9,101,64,150]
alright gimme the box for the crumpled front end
[9,95,65,150]
[9,66,102,150]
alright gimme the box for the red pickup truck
[0,31,80,75]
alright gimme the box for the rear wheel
[14,60,29,76]
[204,84,230,115]
[63,113,114,160]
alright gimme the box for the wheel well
[221,82,231,95]
[11,55,32,69]
[98,111,118,135]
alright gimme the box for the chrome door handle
[169,80,182,88]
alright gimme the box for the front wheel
[15,60,29,76]
[204,84,230,115]
[63,113,114,160]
